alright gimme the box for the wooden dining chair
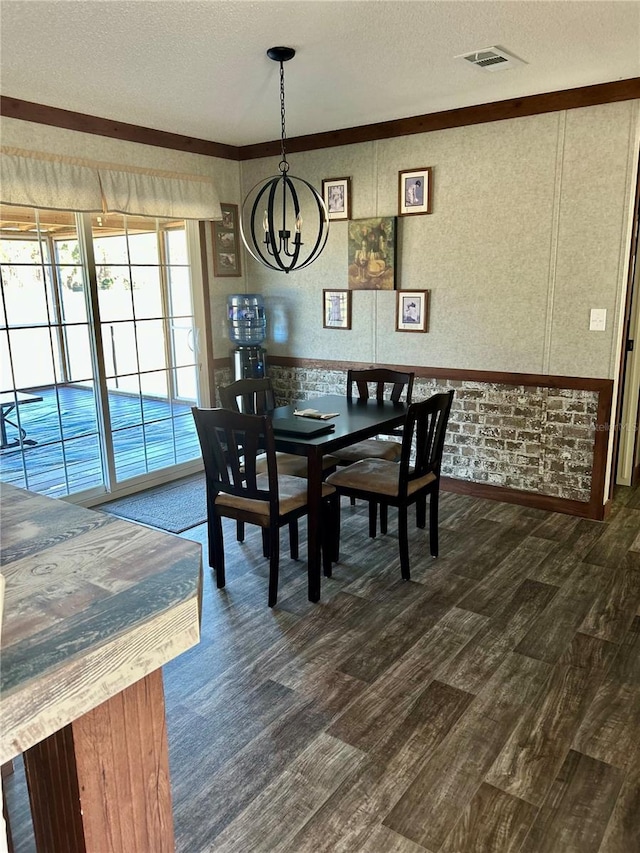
[326,390,454,580]
[220,378,338,546]
[192,406,337,607]
[331,368,414,466]
[219,378,338,479]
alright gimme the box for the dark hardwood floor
[4,486,640,852]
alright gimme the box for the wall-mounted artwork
[398,167,433,216]
[212,203,242,277]
[396,290,430,332]
[322,177,351,221]
[323,289,352,329]
[347,217,396,290]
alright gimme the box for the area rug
[97,473,206,533]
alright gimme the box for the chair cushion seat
[216,473,335,519]
[332,439,401,464]
[255,452,338,477]
[327,458,436,498]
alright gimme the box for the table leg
[23,668,174,853]
[0,406,23,450]
[0,408,11,449]
[306,450,323,602]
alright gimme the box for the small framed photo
[396,290,430,332]
[323,289,352,329]
[398,167,433,216]
[212,203,241,277]
[322,177,351,221]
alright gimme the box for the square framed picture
[212,203,242,277]
[323,289,352,329]
[398,167,433,216]
[396,290,430,332]
[322,177,351,221]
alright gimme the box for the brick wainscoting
[213,357,613,519]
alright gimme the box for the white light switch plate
[589,308,607,331]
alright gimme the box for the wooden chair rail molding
[3,78,639,159]
[212,355,614,521]
[263,356,614,393]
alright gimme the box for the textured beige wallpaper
[4,101,638,379]
[548,104,638,378]
[240,101,639,379]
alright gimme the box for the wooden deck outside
[0,384,200,498]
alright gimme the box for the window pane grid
[1,206,200,497]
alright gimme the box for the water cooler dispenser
[228,294,267,381]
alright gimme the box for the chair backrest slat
[347,368,414,404]
[192,407,279,507]
[220,378,276,415]
[398,391,454,493]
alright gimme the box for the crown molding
[2,78,639,162]
[0,96,239,160]
[238,78,640,159]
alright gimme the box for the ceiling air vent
[456,46,526,72]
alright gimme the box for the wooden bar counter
[0,483,203,852]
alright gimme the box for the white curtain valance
[0,147,222,220]
[1,151,103,212]
[98,167,221,220]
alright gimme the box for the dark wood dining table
[270,393,408,602]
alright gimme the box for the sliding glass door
[89,213,201,484]
[0,205,204,500]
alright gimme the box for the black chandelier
[239,47,329,274]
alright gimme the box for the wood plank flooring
[4,486,640,852]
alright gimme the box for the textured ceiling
[1,0,639,147]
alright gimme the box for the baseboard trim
[440,476,605,520]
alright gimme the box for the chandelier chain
[279,62,288,172]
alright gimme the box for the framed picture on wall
[322,177,351,221]
[398,167,433,216]
[347,217,396,290]
[396,290,430,332]
[323,289,352,329]
[212,203,242,277]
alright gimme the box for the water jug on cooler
[227,294,267,380]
